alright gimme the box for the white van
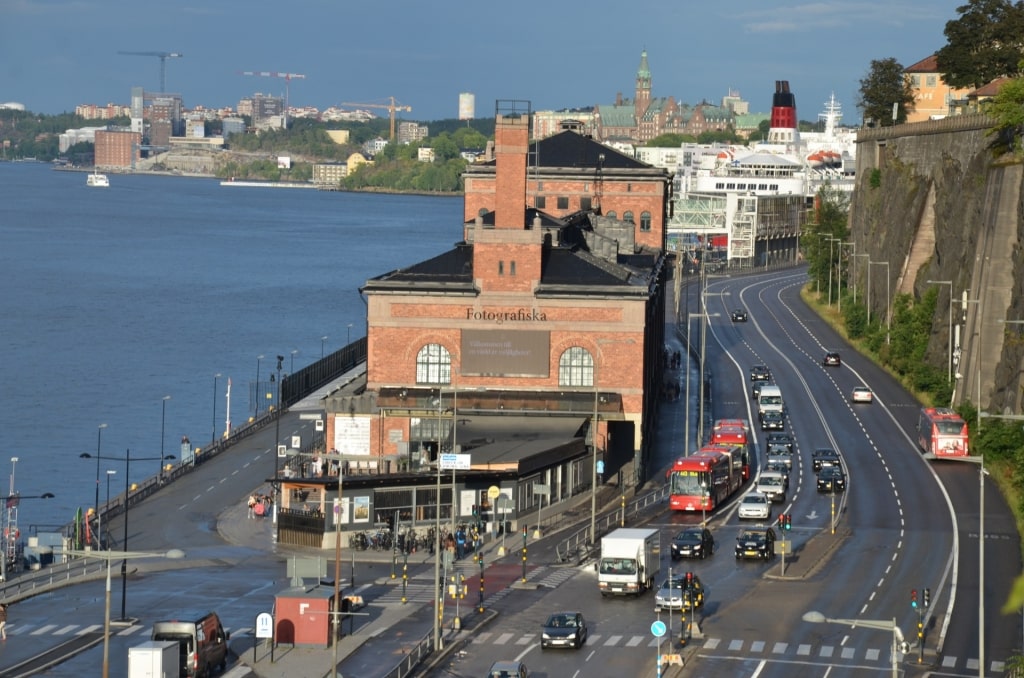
[758,385,784,418]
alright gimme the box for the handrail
[555,485,668,563]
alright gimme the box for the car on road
[655,573,705,611]
[540,611,588,650]
[670,526,715,560]
[852,386,873,403]
[756,474,787,502]
[823,351,842,367]
[488,660,530,677]
[738,492,772,520]
[760,411,785,431]
[817,466,847,493]
[764,461,791,480]
[811,448,841,472]
[735,527,776,560]
[752,380,772,400]
[731,309,748,322]
[766,432,793,453]
[750,364,771,382]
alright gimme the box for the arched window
[606,211,617,219]
[559,347,594,387]
[640,211,652,231]
[623,210,634,224]
[478,207,488,217]
[416,344,451,384]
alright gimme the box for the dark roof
[477,130,648,170]
[905,54,939,73]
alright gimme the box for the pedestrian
[455,526,466,560]
[0,602,9,640]
[247,494,256,519]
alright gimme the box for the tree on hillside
[935,0,1024,89]
[984,67,1024,154]
[857,58,916,125]
[646,133,690,147]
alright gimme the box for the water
[0,162,464,531]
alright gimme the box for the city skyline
[3,1,963,124]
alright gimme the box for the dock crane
[240,71,306,127]
[117,51,182,93]
[339,97,412,141]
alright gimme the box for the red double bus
[918,407,970,458]
[710,422,752,480]
[667,446,743,512]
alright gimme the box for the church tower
[634,50,652,124]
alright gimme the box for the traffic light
[923,588,931,608]
[777,514,786,529]
[685,572,694,586]
[783,514,792,531]
[911,589,918,608]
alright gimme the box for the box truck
[128,640,179,678]
[597,527,660,596]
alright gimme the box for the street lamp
[102,470,116,548]
[432,388,448,651]
[79,449,177,622]
[870,261,891,343]
[321,336,328,359]
[160,395,171,479]
[827,237,841,307]
[94,424,108,541]
[803,611,905,678]
[64,547,184,678]
[926,280,953,382]
[273,355,284,524]
[255,355,264,416]
[211,374,221,445]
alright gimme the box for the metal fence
[554,485,668,564]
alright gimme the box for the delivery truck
[128,640,179,678]
[597,527,660,596]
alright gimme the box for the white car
[851,386,873,404]
[737,492,771,520]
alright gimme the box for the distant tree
[935,0,1024,90]
[984,67,1024,154]
[697,129,740,144]
[858,57,916,125]
[646,133,689,147]
[430,132,461,161]
[451,126,488,150]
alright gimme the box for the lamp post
[590,383,599,545]
[0,490,54,583]
[79,448,177,622]
[870,261,890,343]
[211,374,221,445]
[255,355,264,416]
[432,388,445,651]
[290,350,298,374]
[827,237,840,307]
[273,355,284,525]
[927,280,953,383]
[803,611,904,678]
[159,395,171,479]
[102,470,116,548]
[837,241,853,314]
[65,547,184,678]
[321,336,328,359]
[94,423,108,539]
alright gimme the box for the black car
[765,432,793,453]
[752,380,771,400]
[735,527,776,560]
[731,309,748,322]
[670,526,715,560]
[760,411,785,431]
[823,351,842,367]
[541,611,588,649]
[750,365,771,382]
[817,466,847,493]
[811,448,841,471]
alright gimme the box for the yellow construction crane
[339,97,412,141]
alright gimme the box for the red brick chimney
[493,113,528,229]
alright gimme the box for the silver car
[737,492,771,520]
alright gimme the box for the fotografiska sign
[465,308,548,323]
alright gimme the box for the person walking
[0,602,9,640]
[247,494,257,519]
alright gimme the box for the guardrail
[0,553,109,602]
[554,485,668,563]
[379,630,434,678]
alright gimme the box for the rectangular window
[911,75,921,87]
[536,181,543,191]
[557,196,569,210]
[926,75,937,87]
[498,261,504,276]
[535,196,546,209]
[510,261,516,276]
[580,197,592,211]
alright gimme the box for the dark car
[764,461,791,479]
[540,611,588,650]
[811,448,841,471]
[752,380,771,400]
[760,411,785,431]
[766,432,793,453]
[735,527,776,560]
[670,526,715,560]
[750,365,771,382]
[731,309,748,322]
[816,466,847,493]
[823,351,841,367]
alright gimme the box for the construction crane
[339,97,412,141]
[240,72,306,127]
[117,51,183,93]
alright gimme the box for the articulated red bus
[710,422,752,480]
[667,446,743,512]
[918,407,970,458]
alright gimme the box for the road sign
[277,445,287,458]
[596,460,605,475]
[255,612,273,639]
[487,485,501,500]
[651,620,667,638]
[440,453,471,470]
[533,483,550,496]
[291,435,301,449]
[495,495,513,514]
[299,413,322,420]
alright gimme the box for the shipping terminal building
[277,101,675,545]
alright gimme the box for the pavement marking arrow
[806,510,818,520]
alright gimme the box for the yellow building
[904,55,972,122]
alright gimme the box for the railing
[554,485,669,563]
[379,631,435,678]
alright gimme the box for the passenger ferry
[86,170,110,188]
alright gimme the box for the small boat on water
[87,170,109,188]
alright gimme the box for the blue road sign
[651,620,667,637]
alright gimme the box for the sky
[1,0,966,125]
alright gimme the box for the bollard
[478,553,485,613]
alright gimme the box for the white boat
[86,170,109,188]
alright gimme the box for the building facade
[94,130,141,168]
[904,55,972,123]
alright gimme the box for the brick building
[94,130,141,168]
[324,102,672,498]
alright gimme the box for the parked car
[670,526,715,560]
[735,527,777,560]
[731,309,748,322]
[852,386,873,403]
[823,351,842,367]
[540,611,588,650]
[738,492,771,520]
[817,466,847,493]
